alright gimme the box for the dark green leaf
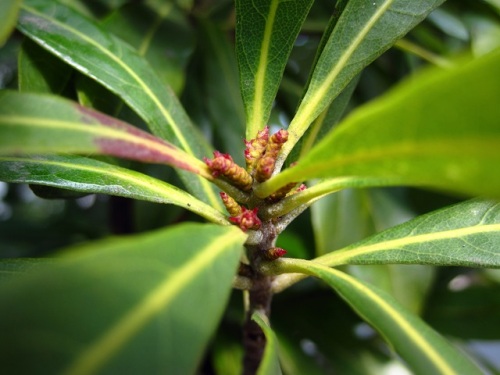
[0,154,228,224]
[279,0,445,161]
[0,223,245,374]
[274,259,483,374]
[18,0,221,207]
[257,49,500,199]
[318,199,500,269]
[18,39,72,94]
[235,0,314,138]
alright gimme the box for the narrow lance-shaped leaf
[269,199,500,294]
[0,223,246,374]
[256,49,500,199]
[273,259,483,375]
[235,0,314,139]
[17,0,221,208]
[0,155,228,225]
[0,91,212,180]
[318,199,500,268]
[253,311,283,375]
[278,0,445,165]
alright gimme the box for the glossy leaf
[0,155,228,225]
[253,310,282,375]
[0,0,21,46]
[274,259,483,374]
[17,0,221,207]
[279,0,445,162]
[317,199,500,269]
[0,91,211,179]
[256,49,500,198]
[235,0,314,139]
[0,223,246,374]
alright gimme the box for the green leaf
[235,0,314,139]
[0,223,245,374]
[102,0,195,94]
[274,259,483,375]
[0,155,228,225]
[424,283,500,340]
[18,39,73,94]
[256,49,500,198]
[317,199,500,269]
[279,0,445,162]
[252,310,282,375]
[0,0,21,47]
[17,0,221,207]
[0,91,211,179]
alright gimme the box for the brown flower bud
[255,129,288,182]
[204,151,253,191]
[244,126,269,174]
[220,192,243,216]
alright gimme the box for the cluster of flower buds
[204,151,253,191]
[261,247,287,261]
[244,127,288,182]
[229,207,262,232]
[244,126,269,174]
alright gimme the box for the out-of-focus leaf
[0,0,21,47]
[279,0,445,162]
[102,0,194,94]
[199,20,246,165]
[18,0,221,208]
[424,284,500,340]
[235,0,314,139]
[253,310,282,375]
[256,49,500,199]
[0,155,228,225]
[18,39,72,94]
[0,91,211,179]
[0,223,245,374]
[274,259,483,374]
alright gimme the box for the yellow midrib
[62,229,242,375]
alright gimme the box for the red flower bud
[255,129,288,182]
[244,126,269,174]
[220,192,243,216]
[204,151,253,191]
[262,247,287,260]
[229,207,261,231]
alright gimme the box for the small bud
[266,182,298,202]
[255,129,288,182]
[220,192,242,216]
[204,151,253,191]
[262,247,287,261]
[244,126,269,174]
[229,207,261,231]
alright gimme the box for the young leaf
[274,259,483,375]
[252,311,283,375]
[256,49,500,199]
[279,0,445,163]
[17,0,220,207]
[0,223,246,374]
[235,0,314,139]
[0,155,228,225]
[0,91,211,179]
[0,0,21,46]
[317,199,500,269]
